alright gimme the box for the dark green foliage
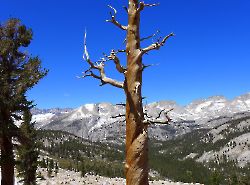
[37,129,125,178]
[0,18,47,184]
[16,110,39,185]
[230,173,239,185]
[49,159,54,170]
[46,158,49,167]
[55,162,59,175]
[0,18,47,112]
[40,158,47,168]
[149,147,212,184]
[36,130,124,162]
[47,159,54,177]
[209,170,222,185]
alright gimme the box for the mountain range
[32,93,250,183]
[32,93,250,143]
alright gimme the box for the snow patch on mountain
[32,113,55,128]
[195,101,213,113]
[33,113,55,122]
[85,103,95,112]
[67,106,90,121]
[34,93,250,144]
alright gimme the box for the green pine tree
[16,109,39,185]
[0,18,47,185]
[209,170,222,185]
[55,162,59,176]
[47,159,54,178]
[46,158,49,167]
[40,158,47,168]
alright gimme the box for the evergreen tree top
[0,18,48,113]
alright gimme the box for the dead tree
[81,1,174,184]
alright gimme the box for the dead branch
[137,2,160,12]
[103,50,126,74]
[123,38,127,45]
[142,63,158,71]
[140,30,160,42]
[106,5,127,30]
[141,32,174,55]
[82,31,124,89]
[111,113,126,119]
[117,49,126,53]
[116,103,126,106]
[156,108,173,119]
[143,108,173,125]
[123,6,128,13]
[143,105,152,119]
[144,111,152,119]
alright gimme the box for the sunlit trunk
[124,1,149,184]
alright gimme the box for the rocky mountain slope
[34,168,204,185]
[4,168,203,185]
[32,93,250,143]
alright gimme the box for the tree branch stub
[137,2,160,12]
[140,30,160,42]
[141,32,174,55]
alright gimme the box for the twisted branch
[111,113,126,119]
[106,5,127,30]
[137,2,160,12]
[82,31,124,89]
[141,32,174,55]
[143,108,173,125]
[103,50,126,74]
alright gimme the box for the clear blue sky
[1,0,250,108]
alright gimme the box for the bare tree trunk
[82,1,173,184]
[124,1,148,184]
[1,135,15,185]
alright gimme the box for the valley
[33,93,250,184]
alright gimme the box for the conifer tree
[16,109,39,185]
[209,170,222,185]
[40,158,47,168]
[55,162,59,176]
[47,159,54,178]
[46,158,49,167]
[0,18,47,185]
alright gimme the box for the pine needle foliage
[16,109,39,185]
[0,18,47,185]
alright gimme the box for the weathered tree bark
[124,1,148,184]
[82,1,173,184]
[1,135,15,185]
